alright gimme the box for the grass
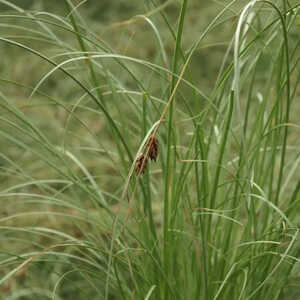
[0,0,300,299]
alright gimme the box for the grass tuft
[0,0,299,299]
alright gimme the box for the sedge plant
[0,0,299,299]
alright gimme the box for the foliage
[0,0,299,299]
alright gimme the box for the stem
[163,1,188,299]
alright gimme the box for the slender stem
[64,0,103,104]
[207,91,234,240]
[142,93,157,240]
[163,1,188,299]
[195,126,209,300]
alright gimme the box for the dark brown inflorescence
[135,135,159,175]
[135,154,148,175]
[147,136,158,162]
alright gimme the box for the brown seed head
[147,136,158,162]
[135,154,148,174]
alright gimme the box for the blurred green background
[0,0,242,97]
